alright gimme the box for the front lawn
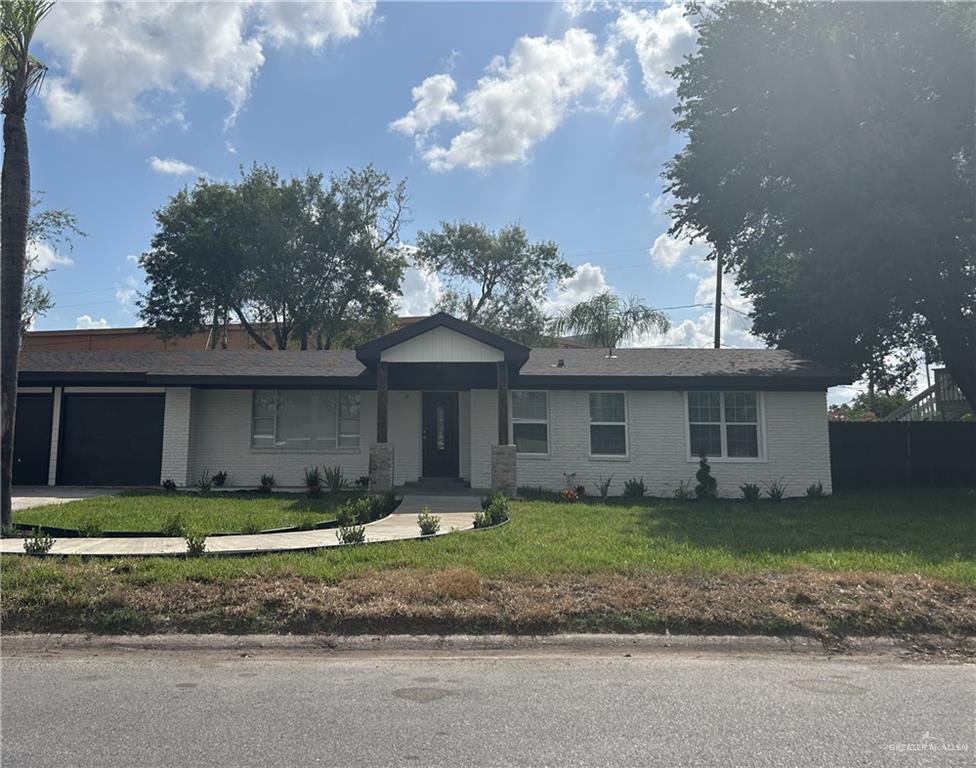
[3,488,974,639]
[13,490,350,535]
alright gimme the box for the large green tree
[550,291,670,357]
[414,221,573,344]
[140,164,407,350]
[666,2,976,410]
[1,0,51,531]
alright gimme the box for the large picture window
[589,392,627,456]
[512,391,548,454]
[251,390,360,450]
[687,391,761,459]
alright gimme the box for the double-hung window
[589,392,627,456]
[687,391,761,459]
[512,391,548,454]
[251,390,361,450]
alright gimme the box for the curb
[0,632,926,657]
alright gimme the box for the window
[687,391,761,459]
[251,390,360,450]
[512,391,548,454]
[589,392,627,456]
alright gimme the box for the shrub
[480,491,506,510]
[196,473,212,493]
[739,483,761,501]
[161,478,177,492]
[764,478,789,501]
[574,484,586,498]
[23,530,54,556]
[371,491,398,518]
[805,481,826,498]
[338,497,376,526]
[593,474,614,498]
[258,474,275,494]
[304,466,324,498]
[336,524,366,545]
[474,496,510,529]
[211,470,228,488]
[161,513,186,537]
[559,488,579,503]
[323,465,350,494]
[694,453,718,499]
[355,475,370,489]
[672,480,694,500]
[240,518,262,535]
[418,509,441,536]
[184,534,207,556]
[77,516,104,537]
[623,477,647,498]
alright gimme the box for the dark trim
[496,361,509,444]
[355,312,530,367]
[510,375,845,391]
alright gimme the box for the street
[1,647,973,767]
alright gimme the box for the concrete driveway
[11,487,114,512]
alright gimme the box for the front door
[422,392,459,477]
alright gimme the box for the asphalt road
[2,648,973,767]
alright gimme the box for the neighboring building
[13,313,849,497]
[883,369,971,422]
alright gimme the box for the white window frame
[510,390,550,457]
[250,390,361,452]
[684,391,767,462]
[588,391,629,458]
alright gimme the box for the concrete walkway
[12,487,114,512]
[396,494,483,515]
[1,510,477,557]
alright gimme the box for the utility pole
[713,251,722,349]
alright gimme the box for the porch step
[403,477,470,489]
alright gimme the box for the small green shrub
[23,530,54,556]
[337,497,376,526]
[161,513,186,537]
[593,474,614,498]
[355,475,370,489]
[480,491,505,510]
[184,534,207,556]
[77,516,104,537]
[694,454,718,499]
[764,478,789,501]
[304,466,324,498]
[672,480,694,500]
[323,465,350,494]
[211,470,228,488]
[196,473,212,493]
[622,477,647,498]
[336,524,366,545]
[258,474,275,494]
[574,484,586,498]
[474,495,510,529]
[161,478,177,492]
[805,481,826,498]
[371,491,398,518]
[739,483,761,501]
[240,518,262,535]
[418,509,441,536]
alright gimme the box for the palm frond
[1,1,53,112]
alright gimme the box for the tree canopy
[139,164,407,350]
[22,198,83,335]
[666,2,976,409]
[414,221,572,344]
[550,291,670,356]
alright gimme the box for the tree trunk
[1,109,31,533]
[231,308,273,350]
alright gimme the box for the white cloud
[545,262,610,314]
[613,3,697,97]
[392,28,627,171]
[115,275,141,313]
[28,240,73,271]
[37,1,376,131]
[649,232,706,271]
[148,156,201,176]
[75,314,110,330]
[397,251,443,316]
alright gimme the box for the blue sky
[28,0,754,353]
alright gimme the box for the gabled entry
[422,392,459,478]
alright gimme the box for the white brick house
[13,314,849,497]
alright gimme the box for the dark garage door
[57,394,165,486]
[12,393,53,485]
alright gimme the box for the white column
[47,387,62,486]
[160,388,192,486]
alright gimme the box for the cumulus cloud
[148,156,201,176]
[613,3,697,97]
[28,240,73,271]
[75,314,111,330]
[115,275,141,314]
[37,1,376,130]
[398,257,444,317]
[545,262,610,314]
[391,28,627,171]
[649,232,706,271]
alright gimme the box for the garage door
[57,394,165,486]
[12,393,53,486]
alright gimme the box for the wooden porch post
[376,361,389,443]
[496,361,509,445]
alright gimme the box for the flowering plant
[559,489,579,503]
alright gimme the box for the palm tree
[1,1,52,532]
[551,291,671,357]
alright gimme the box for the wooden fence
[829,422,976,489]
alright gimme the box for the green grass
[12,489,349,535]
[5,487,973,585]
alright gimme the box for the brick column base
[490,444,517,497]
[369,443,394,493]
